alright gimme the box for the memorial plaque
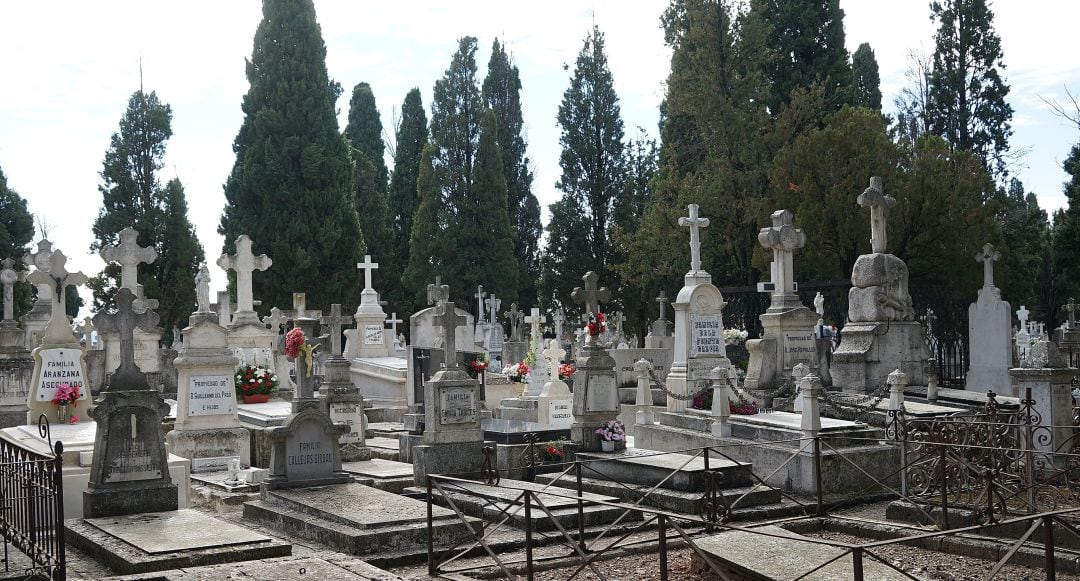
[783,331,817,368]
[191,455,238,473]
[329,401,364,444]
[440,386,477,425]
[364,324,383,346]
[102,411,164,483]
[233,347,272,367]
[687,357,725,381]
[548,399,573,428]
[0,371,27,406]
[285,418,334,481]
[187,375,234,416]
[486,325,504,352]
[34,348,87,402]
[689,315,724,357]
[585,375,619,412]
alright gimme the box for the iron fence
[0,416,65,580]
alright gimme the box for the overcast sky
[1,0,1077,312]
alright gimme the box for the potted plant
[235,364,278,403]
[51,383,81,423]
[594,419,626,452]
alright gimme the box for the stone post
[1010,340,1076,466]
[634,358,654,426]
[710,366,731,438]
[792,362,810,412]
[926,359,939,403]
[887,368,907,412]
[799,374,822,438]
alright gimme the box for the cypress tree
[219,0,364,313]
[1054,144,1080,303]
[482,39,541,305]
[851,42,882,110]
[344,82,389,190]
[157,179,206,336]
[0,166,35,318]
[402,145,443,310]
[387,88,427,309]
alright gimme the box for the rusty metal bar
[1045,515,1056,581]
[426,476,435,576]
[658,514,668,581]
[939,446,949,530]
[524,490,534,581]
[576,459,586,553]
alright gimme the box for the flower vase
[56,403,70,423]
[601,439,615,452]
[243,394,270,404]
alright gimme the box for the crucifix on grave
[101,227,157,293]
[525,308,546,348]
[320,304,351,359]
[506,302,525,342]
[22,239,54,306]
[486,294,501,323]
[757,209,806,310]
[678,204,710,273]
[1,258,24,323]
[93,287,160,390]
[26,250,88,345]
[975,243,1001,291]
[571,271,611,318]
[434,301,467,370]
[474,286,487,323]
[217,235,272,326]
[552,308,566,344]
[857,176,896,254]
[611,311,626,337]
[543,340,565,382]
[1065,299,1078,330]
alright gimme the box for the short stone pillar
[1010,340,1076,465]
[710,366,731,438]
[571,340,622,452]
[634,358,654,426]
[799,374,822,439]
[926,359,939,402]
[791,362,810,412]
[887,368,907,412]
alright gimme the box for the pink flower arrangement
[51,383,81,407]
[284,327,305,359]
[558,363,576,380]
[595,420,626,442]
[585,312,607,337]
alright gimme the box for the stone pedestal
[412,366,487,485]
[321,357,371,462]
[744,306,818,400]
[264,406,351,490]
[225,321,276,369]
[571,343,622,452]
[537,377,573,428]
[831,321,929,392]
[1010,341,1077,467]
[0,321,31,427]
[665,270,728,414]
[28,343,91,424]
[344,288,391,359]
[966,285,1014,395]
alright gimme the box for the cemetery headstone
[20,240,54,349]
[343,255,391,359]
[965,243,1015,395]
[0,258,31,427]
[537,340,573,428]
[320,304,371,461]
[524,307,547,396]
[99,231,163,378]
[570,271,623,451]
[216,234,272,328]
[503,302,527,366]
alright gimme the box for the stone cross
[474,286,487,322]
[292,292,307,318]
[856,176,895,254]
[1066,299,1078,330]
[216,235,272,314]
[611,311,626,337]
[526,308,546,346]
[542,339,565,381]
[975,243,1001,290]
[263,307,288,334]
[814,292,825,316]
[506,303,525,342]
[434,301,466,369]
[26,250,88,344]
[571,271,611,317]
[357,254,378,291]
[678,204,710,272]
[388,312,403,337]
[757,209,805,297]
[427,276,450,306]
[100,227,157,291]
[22,239,54,304]
[485,293,501,323]
[77,317,96,345]
[93,287,158,390]
[320,304,351,358]
[194,264,212,313]
[656,291,668,321]
[1016,305,1030,329]
[0,258,23,321]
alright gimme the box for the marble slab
[86,510,270,554]
[734,411,864,432]
[340,458,413,479]
[237,401,292,427]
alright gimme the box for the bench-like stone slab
[267,483,455,529]
[88,510,270,553]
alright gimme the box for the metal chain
[733,377,794,402]
[646,367,713,401]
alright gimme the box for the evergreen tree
[851,42,882,110]
[387,88,427,309]
[402,145,444,310]
[1053,144,1080,305]
[219,0,364,313]
[0,166,35,318]
[927,0,1013,179]
[483,39,541,306]
[539,196,592,310]
[344,82,389,190]
[992,179,1049,317]
[156,179,206,336]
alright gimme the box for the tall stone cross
[975,243,1001,290]
[656,290,669,321]
[678,204,710,272]
[571,271,611,317]
[100,227,157,292]
[388,312,403,337]
[525,307,546,346]
[1016,305,1030,329]
[506,302,525,342]
[1,258,24,322]
[320,303,351,358]
[357,254,379,291]
[553,308,566,342]
[856,176,895,254]
[474,286,487,322]
[611,311,626,336]
[26,250,87,344]
[194,264,212,313]
[93,287,158,390]
[22,239,54,304]
[485,294,501,323]
[216,235,272,315]
[757,209,806,298]
[77,317,96,345]
[434,301,466,369]
[427,276,450,306]
[542,339,566,382]
[1066,299,1078,330]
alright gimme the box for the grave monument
[570,271,623,452]
[219,235,276,369]
[321,303,371,461]
[98,228,164,379]
[0,258,31,426]
[965,243,1016,395]
[537,340,573,428]
[20,239,54,349]
[502,302,527,366]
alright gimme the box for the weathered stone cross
[611,311,626,336]
[542,339,566,381]
[194,264,212,313]
[217,235,272,315]
[505,302,525,342]
[27,250,88,344]
[757,209,806,298]
[571,271,611,317]
[387,312,403,337]
[678,204,710,272]
[1065,299,1077,330]
[1,258,24,322]
[93,287,158,390]
[856,176,896,254]
[485,293,501,323]
[77,317,96,344]
[656,290,669,321]
[474,286,487,322]
[100,227,157,292]
[357,254,379,291]
[434,301,466,369]
[975,243,1001,290]
[263,307,288,334]
[320,304,351,358]
[427,276,450,306]
[22,239,54,305]
[1016,305,1030,329]
[525,307,546,347]
[552,308,566,342]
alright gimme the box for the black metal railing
[0,416,65,580]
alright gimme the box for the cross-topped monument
[77,317,97,345]
[757,209,806,309]
[320,304,351,358]
[22,239,54,305]
[552,307,566,343]
[93,287,159,389]
[427,276,450,306]
[1,258,24,323]
[26,250,88,344]
[434,301,467,369]
[506,302,525,342]
[217,235,272,325]
[485,293,501,323]
[100,227,158,292]
[263,307,288,334]
[526,307,546,345]
[975,243,1001,290]
[1066,299,1078,330]
[543,340,566,382]
[571,271,611,317]
[856,176,896,254]
[1017,305,1030,330]
[388,312,403,337]
[678,204,710,272]
[656,290,669,321]
[357,254,379,291]
[474,286,487,322]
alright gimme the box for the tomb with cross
[1058,298,1080,359]
[348,255,391,360]
[758,209,807,312]
[100,227,157,296]
[1,258,25,328]
[20,240,54,342]
[523,307,548,396]
[482,294,504,361]
[98,231,165,376]
[500,302,528,366]
[317,303,371,459]
[966,242,1015,394]
[537,339,573,427]
[571,271,611,320]
[678,203,710,276]
[217,234,272,328]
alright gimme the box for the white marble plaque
[783,331,817,368]
[585,374,619,412]
[364,325,384,346]
[689,315,724,357]
[548,399,573,428]
[440,387,477,425]
[188,375,234,416]
[34,348,88,402]
[191,455,239,473]
[233,347,272,367]
[329,401,364,444]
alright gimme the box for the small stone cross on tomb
[427,276,450,306]
[292,293,307,318]
[475,286,487,322]
[525,308,546,346]
[485,294,501,323]
[100,227,157,292]
[217,235,272,314]
[357,254,378,291]
[611,311,626,335]
[388,312,403,337]
[975,243,1001,290]
[1066,299,1078,330]
[22,239,54,303]
[195,264,212,313]
[434,301,466,369]
[27,250,88,343]
[264,307,288,335]
[678,204,710,272]
[506,302,525,342]
[571,271,611,317]
[320,304,351,358]
[857,176,896,254]
[542,339,565,381]
[94,287,159,390]
[757,209,805,297]
[656,290,669,321]
[1016,305,1030,329]
[1,258,25,322]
